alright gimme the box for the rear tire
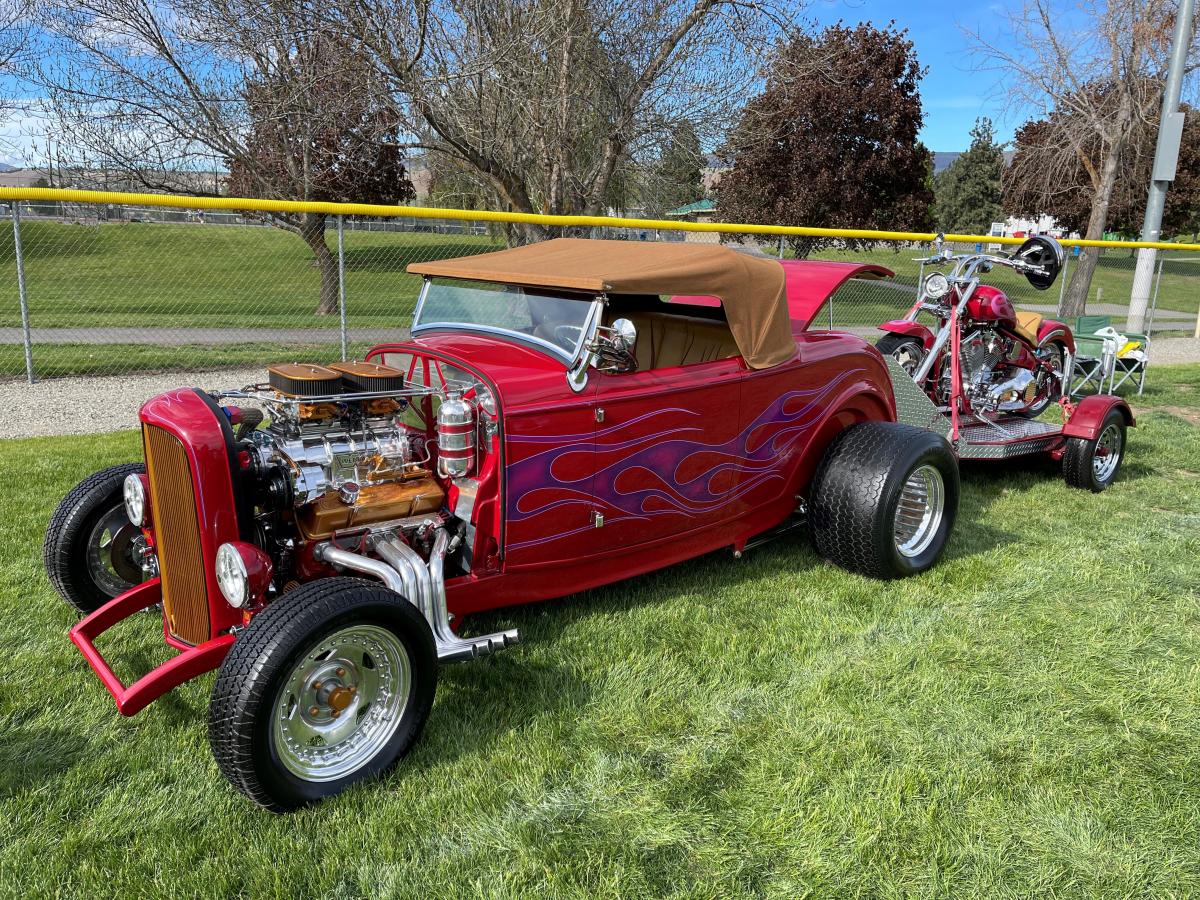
[1062,409,1126,492]
[808,423,959,579]
[208,577,437,812]
[43,462,146,614]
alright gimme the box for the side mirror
[1015,235,1065,291]
[609,317,637,351]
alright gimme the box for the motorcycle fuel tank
[966,285,1016,326]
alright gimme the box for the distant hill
[934,150,1015,174]
[0,163,15,173]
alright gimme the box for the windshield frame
[410,276,603,367]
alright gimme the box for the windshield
[413,280,594,358]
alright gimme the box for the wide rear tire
[808,422,959,579]
[208,577,437,812]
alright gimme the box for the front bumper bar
[69,578,235,716]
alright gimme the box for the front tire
[208,577,437,812]
[808,422,960,579]
[43,462,146,614]
[876,333,927,379]
[1062,409,1126,492]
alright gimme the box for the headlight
[123,473,148,526]
[215,543,249,608]
[924,272,950,300]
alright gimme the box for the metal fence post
[1057,252,1070,314]
[777,235,785,259]
[12,203,34,384]
[336,214,347,361]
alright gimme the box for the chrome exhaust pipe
[316,531,518,663]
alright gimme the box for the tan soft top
[407,238,794,369]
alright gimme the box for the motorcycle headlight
[123,473,148,526]
[924,272,950,300]
[215,543,249,609]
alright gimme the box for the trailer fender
[1062,395,1135,440]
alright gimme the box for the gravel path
[4,338,1199,439]
[5,367,266,438]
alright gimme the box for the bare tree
[970,0,1199,317]
[34,0,413,314]
[343,0,793,240]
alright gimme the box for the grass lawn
[0,220,500,330]
[0,357,1198,896]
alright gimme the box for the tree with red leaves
[717,22,934,257]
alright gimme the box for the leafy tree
[717,22,934,257]
[933,118,1004,234]
[1005,101,1200,243]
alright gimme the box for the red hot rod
[49,239,1030,810]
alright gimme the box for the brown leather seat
[612,311,739,370]
[1014,310,1043,345]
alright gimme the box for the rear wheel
[43,462,146,614]
[808,422,959,579]
[208,577,437,812]
[876,334,927,379]
[1062,409,1126,492]
[1019,341,1066,419]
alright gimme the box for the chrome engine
[960,327,1035,414]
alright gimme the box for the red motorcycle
[877,235,1074,420]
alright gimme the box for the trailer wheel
[808,423,959,579]
[208,577,437,812]
[1062,408,1126,492]
[43,462,146,614]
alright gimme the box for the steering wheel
[553,324,585,345]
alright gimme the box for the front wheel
[808,422,960,579]
[43,462,147,614]
[208,577,437,812]
[1062,409,1126,492]
[876,333,927,379]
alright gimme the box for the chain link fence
[2,196,1197,382]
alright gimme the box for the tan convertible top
[407,238,794,369]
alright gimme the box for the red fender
[878,320,935,350]
[1062,394,1135,440]
[1037,318,1075,353]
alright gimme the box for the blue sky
[810,0,1018,150]
[0,2,1038,166]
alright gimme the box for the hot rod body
[49,239,970,810]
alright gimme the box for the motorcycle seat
[1014,310,1043,346]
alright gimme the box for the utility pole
[1128,0,1195,332]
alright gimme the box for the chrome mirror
[609,317,637,351]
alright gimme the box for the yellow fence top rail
[3,186,1198,253]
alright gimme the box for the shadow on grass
[0,726,92,798]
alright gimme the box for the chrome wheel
[890,341,925,376]
[1093,423,1123,483]
[85,504,143,596]
[272,624,412,782]
[894,464,945,558]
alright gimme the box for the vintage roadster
[48,239,993,810]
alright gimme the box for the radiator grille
[143,425,210,645]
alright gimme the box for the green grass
[0,368,1198,897]
[0,220,500,330]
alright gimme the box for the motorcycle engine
[960,327,1035,414]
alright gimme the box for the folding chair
[1070,315,1151,396]
[1070,314,1114,396]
